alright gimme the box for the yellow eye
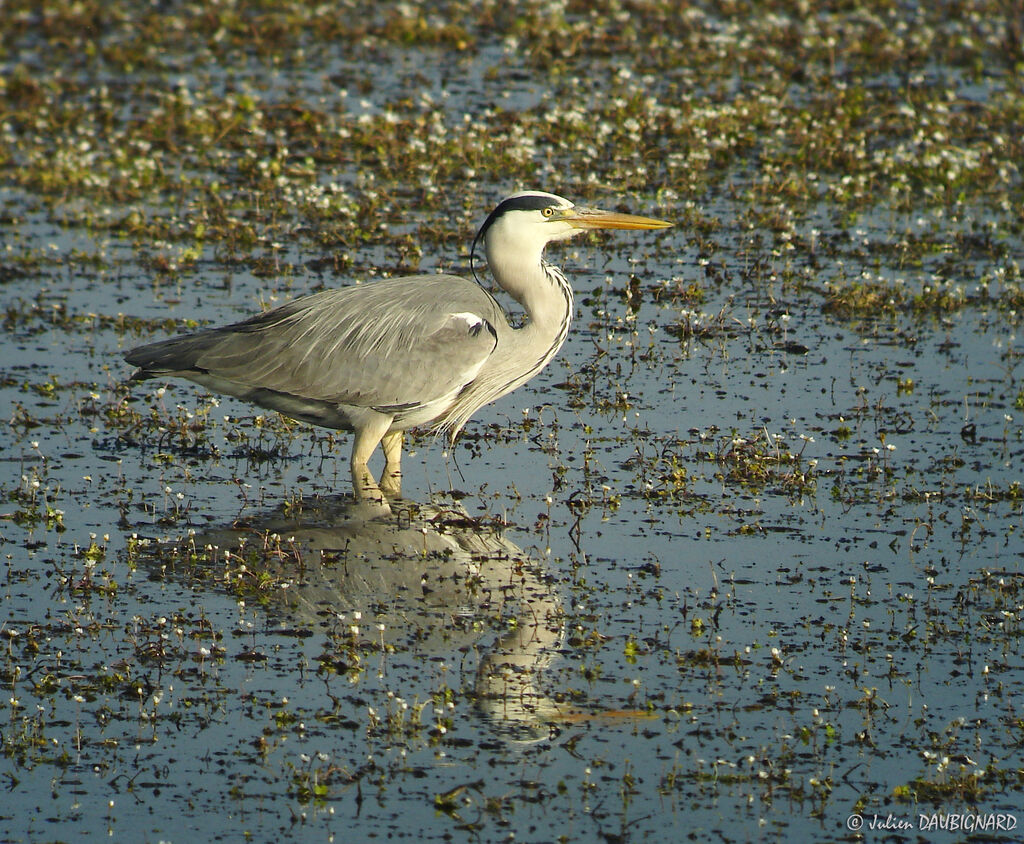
[542,207,555,217]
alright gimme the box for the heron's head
[470,190,672,282]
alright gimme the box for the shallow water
[2,3,1023,842]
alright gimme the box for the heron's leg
[350,417,391,513]
[379,431,403,498]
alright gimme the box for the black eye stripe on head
[494,194,562,216]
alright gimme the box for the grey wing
[126,275,503,414]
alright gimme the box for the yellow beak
[562,207,673,231]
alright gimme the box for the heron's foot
[351,465,392,517]
[350,495,392,520]
[379,467,402,499]
[379,432,403,499]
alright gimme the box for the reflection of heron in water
[178,496,566,740]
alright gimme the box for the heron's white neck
[440,231,574,439]
[485,236,573,337]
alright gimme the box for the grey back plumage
[126,275,510,432]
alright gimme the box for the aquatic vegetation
[1,0,1023,841]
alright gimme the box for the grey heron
[124,191,671,512]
